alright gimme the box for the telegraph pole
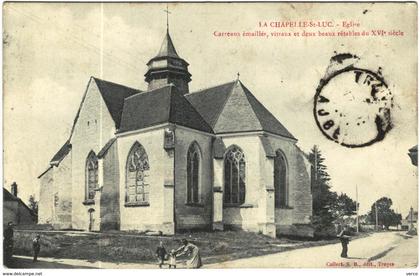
[356,184,359,233]
[375,201,379,231]
[314,146,319,204]
[314,146,318,182]
[410,206,414,231]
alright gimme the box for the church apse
[37,18,312,238]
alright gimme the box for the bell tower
[144,31,191,93]
[144,6,191,94]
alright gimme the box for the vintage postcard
[2,1,418,271]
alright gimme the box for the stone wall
[70,78,116,230]
[38,169,54,224]
[52,153,72,229]
[220,135,263,232]
[117,127,174,234]
[174,127,213,230]
[100,140,120,230]
[3,201,35,226]
[267,134,313,236]
[214,133,313,237]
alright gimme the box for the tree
[308,145,337,236]
[367,197,402,229]
[331,193,357,219]
[28,195,38,222]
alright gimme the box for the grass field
[13,230,350,265]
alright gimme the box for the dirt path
[205,232,415,268]
[7,232,414,269]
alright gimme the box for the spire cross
[164,4,171,32]
[237,72,240,80]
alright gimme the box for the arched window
[126,142,150,204]
[86,151,98,200]
[187,142,201,204]
[274,150,288,208]
[224,146,246,205]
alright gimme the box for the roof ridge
[169,86,214,133]
[211,80,238,128]
[240,82,273,125]
[189,80,236,95]
[234,81,263,130]
[240,82,296,140]
[92,76,142,93]
[123,84,174,101]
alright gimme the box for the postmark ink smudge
[314,53,393,148]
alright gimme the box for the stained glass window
[126,142,150,204]
[224,146,246,205]
[187,143,201,204]
[274,150,288,208]
[86,152,98,200]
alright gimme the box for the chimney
[11,182,17,197]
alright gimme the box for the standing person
[168,249,177,269]
[337,225,351,258]
[175,239,202,269]
[32,234,41,262]
[3,222,14,265]
[155,240,167,268]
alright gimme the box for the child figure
[168,249,177,269]
[32,234,41,262]
[155,241,167,268]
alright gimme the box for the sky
[3,3,417,215]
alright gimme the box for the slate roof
[98,137,117,159]
[3,188,19,202]
[186,80,296,140]
[42,77,295,176]
[118,85,213,134]
[153,32,180,60]
[3,188,36,217]
[93,77,141,129]
[50,140,72,166]
[185,81,236,128]
[242,83,296,140]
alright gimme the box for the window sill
[213,186,223,193]
[224,203,255,208]
[125,202,150,207]
[82,199,95,205]
[185,202,204,207]
[276,206,293,210]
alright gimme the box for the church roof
[186,80,296,140]
[98,137,117,159]
[155,32,180,59]
[185,81,237,127]
[3,188,36,217]
[118,85,213,134]
[50,140,72,166]
[93,77,141,129]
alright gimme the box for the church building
[38,29,313,237]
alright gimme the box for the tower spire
[144,8,191,94]
[164,4,171,33]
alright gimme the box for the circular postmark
[314,67,393,148]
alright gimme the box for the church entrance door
[88,208,95,231]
